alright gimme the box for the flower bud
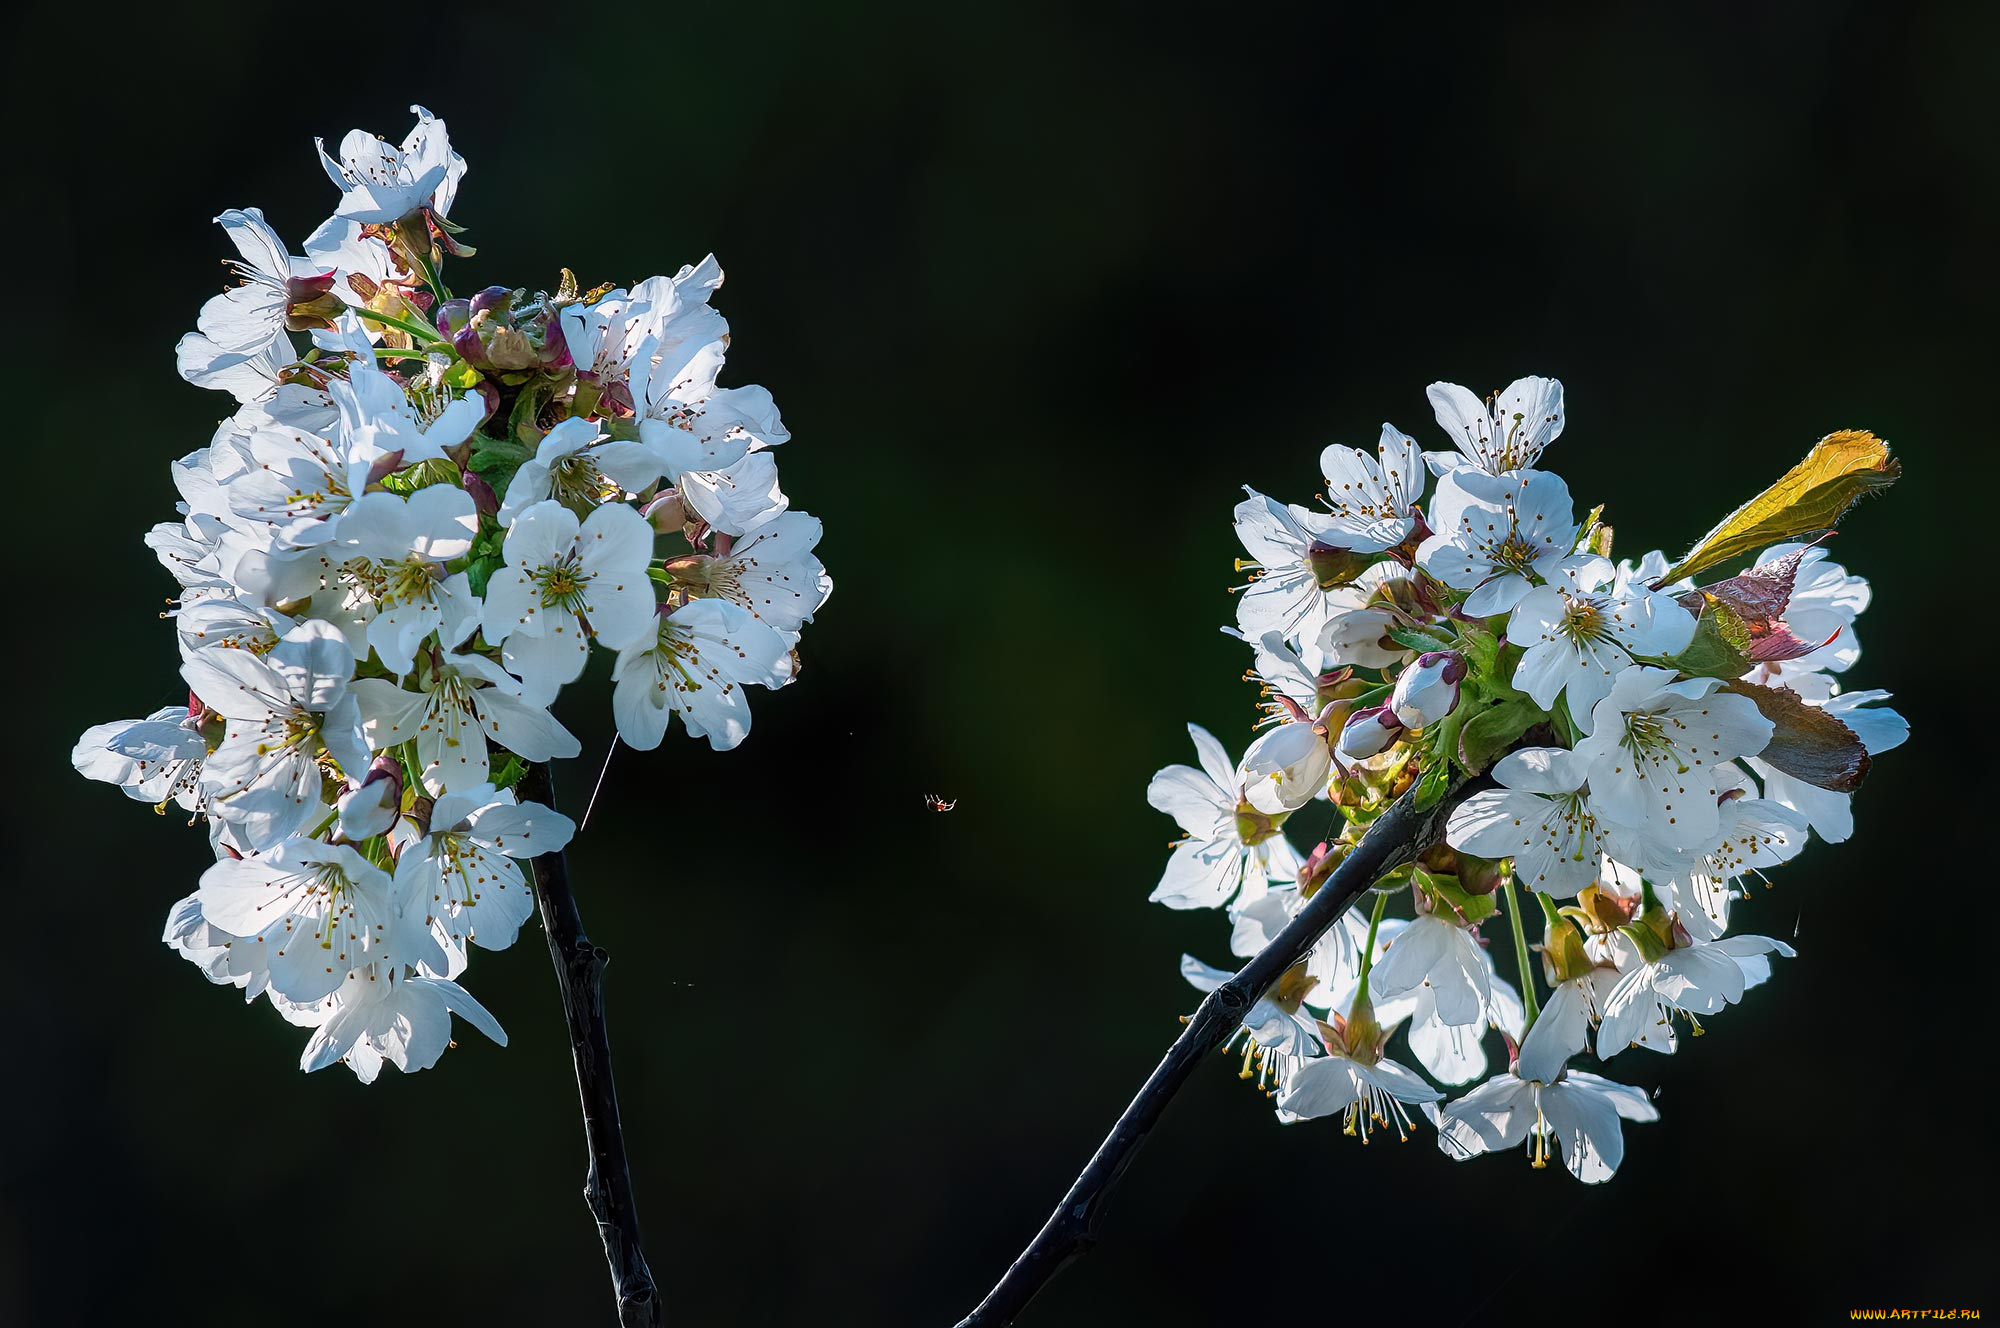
[1336,705,1403,761]
[1389,650,1465,728]
[1296,840,1340,896]
[469,285,516,318]
[336,756,403,842]
[641,489,690,534]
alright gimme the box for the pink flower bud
[1336,705,1404,760]
[1390,651,1465,728]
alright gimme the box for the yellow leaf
[1660,430,1900,584]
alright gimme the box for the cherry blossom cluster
[1152,377,1903,1180]
[74,107,829,1082]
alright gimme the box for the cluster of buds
[1150,379,1904,1179]
[74,108,830,1082]
[1336,650,1467,759]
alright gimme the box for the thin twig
[520,762,663,1327]
[956,775,1491,1327]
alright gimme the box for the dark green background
[7,2,1990,1323]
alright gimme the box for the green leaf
[490,754,530,791]
[1456,626,1500,676]
[468,436,533,505]
[1412,757,1451,810]
[464,554,504,598]
[1660,430,1899,584]
[1455,696,1546,772]
[1665,598,1756,679]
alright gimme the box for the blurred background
[6,1,1992,1323]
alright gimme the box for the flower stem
[518,762,662,1328]
[1353,888,1391,1006]
[955,775,1492,1327]
[1502,878,1541,1032]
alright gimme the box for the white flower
[562,260,727,393]
[667,511,830,639]
[352,650,581,796]
[317,105,466,224]
[1314,591,1406,669]
[1424,376,1565,476]
[194,208,317,358]
[329,359,482,467]
[220,421,375,551]
[291,967,504,1082]
[1447,747,1654,897]
[1510,555,1697,726]
[1659,786,1810,940]
[183,621,371,850]
[481,499,658,705]
[1571,666,1774,853]
[1314,424,1426,551]
[1146,723,1303,910]
[1416,469,1578,617]
[72,707,207,810]
[163,890,276,996]
[1368,911,1491,1028]
[327,486,481,671]
[1514,966,1619,1085]
[1232,489,1380,645]
[609,599,793,751]
[1380,949,1527,1086]
[632,330,788,485]
[397,784,574,963]
[1437,1067,1657,1182]
[561,285,667,387]
[496,417,668,524]
[1274,1011,1443,1142]
[195,838,439,1003]
[174,596,292,658]
[1596,934,1795,1057]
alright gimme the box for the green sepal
[1350,680,1393,708]
[1388,624,1455,654]
[378,457,463,496]
[1418,867,1498,925]
[395,741,426,795]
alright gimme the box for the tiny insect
[922,793,958,812]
